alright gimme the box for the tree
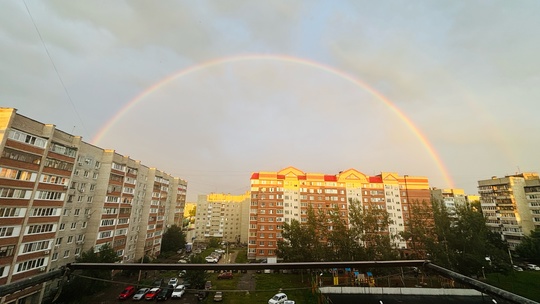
[56,244,121,303]
[399,199,435,259]
[348,199,398,260]
[161,225,186,253]
[516,229,540,264]
[208,237,221,248]
[277,206,326,262]
[183,255,209,289]
[427,202,512,276]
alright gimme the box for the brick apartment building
[248,167,431,261]
[0,108,187,303]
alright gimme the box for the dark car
[197,290,208,301]
[118,285,136,300]
[156,288,173,301]
[152,278,164,287]
[217,272,233,279]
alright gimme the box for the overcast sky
[3,1,539,201]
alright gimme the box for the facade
[478,173,538,250]
[193,193,249,244]
[248,167,431,261]
[0,108,187,304]
[430,188,468,220]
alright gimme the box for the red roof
[250,173,259,179]
[324,175,337,181]
[277,174,285,179]
[369,176,383,183]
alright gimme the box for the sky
[2,1,540,201]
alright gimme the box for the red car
[118,286,136,300]
[217,272,233,279]
[144,287,161,300]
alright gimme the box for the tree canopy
[56,244,121,303]
[160,224,186,253]
[515,229,540,264]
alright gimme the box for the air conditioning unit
[43,250,50,255]
[39,267,46,272]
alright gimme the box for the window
[70,222,77,230]
[15,257,46,273]
[63,250,70,258]
[52,252,58,261]
[0,207,25,217]
[31,208,58,217]
[49,143,77,157]
[2,147,41,165]
[67,236,74,243]
[8,129,47,148]
[0,245,15,257]
[0,168,35,181]
[35,191,64,201]
[26,224,55,234]
[59,223,65,230]
[0,187,29,199]
[22,240,50,253]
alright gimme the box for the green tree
[348,199,398,260]
[515,229,540,264]
[160,225,186,253]
[399,200,434,259]
[427,202,511,276]
[183,255,209,289]
[56,244,121,303]
[208,237,221,248]
[277,206,326,262]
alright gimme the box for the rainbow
[92,53,454,188]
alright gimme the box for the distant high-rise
[193,192,249,244]
[248,167,431,261]
[478,173,539,250]
[0,108,187,303]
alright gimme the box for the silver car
[132,288,149,301]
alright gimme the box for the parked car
[178,270,187,277]
[132,288,150,301]
[268,293,288,304]
[171,285,186,299]
[152,278,164,287]
[168,277,179,287]
[217,272,233,279]
[213,291,223,302]
[197,290,208,301]
[156,287,173,301]
[215,249,226,254]
[144,287,161,300]
[513,265,524,271]
[205,280,212,290]
[205,256,218,263]
[178,259,188,264]
[527,264,540,270]
[118,286,136,300]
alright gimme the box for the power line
[22,0,87,135]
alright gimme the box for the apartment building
[430,188,468,220]
[0,108,187,303]
[478,173,539,250]
[248,167,431,261]
[193,193,249,244]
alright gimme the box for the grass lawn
[486,270,540,302]
[199,272,319,304]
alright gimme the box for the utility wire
[23,0,87,135]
